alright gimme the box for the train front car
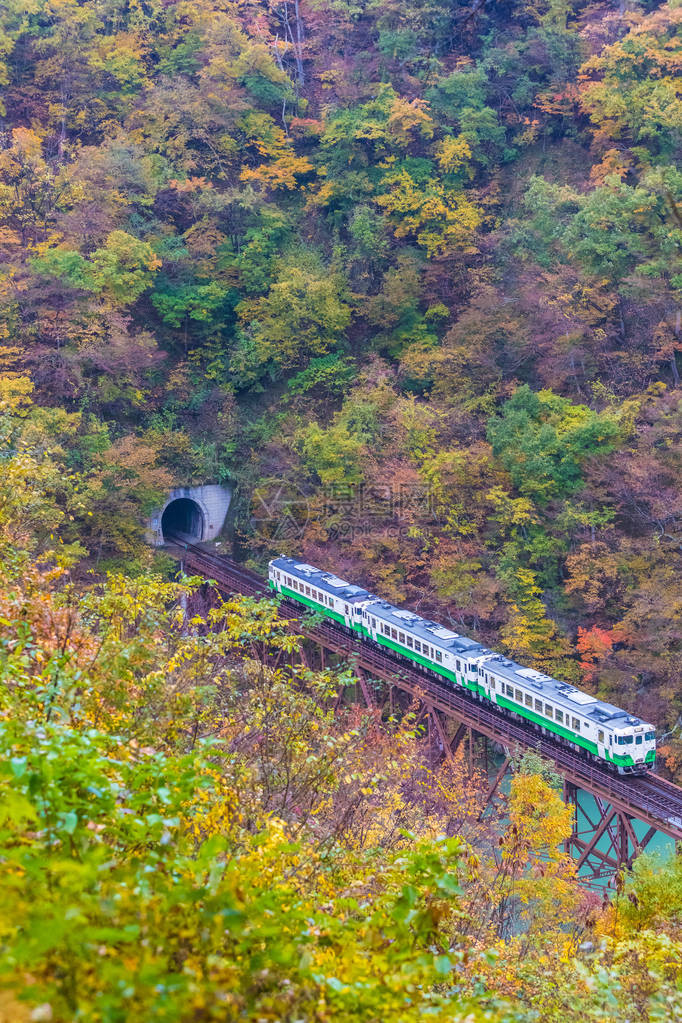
[468,651,657,774]
[612,721,656,774]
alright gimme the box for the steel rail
[168,537,682,842]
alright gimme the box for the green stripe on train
[274,583,348,627]
[372,633,481,693]
[496,694,600,756]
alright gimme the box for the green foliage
[487,385,621,504]
[286,352,357,398]
[33,231,161,306]
[233,260,353,384]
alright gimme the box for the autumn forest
[1,0,682,1018]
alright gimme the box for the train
[268,555,656,775]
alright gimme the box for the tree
[580,4,682,165]
[233,260,352,384]
[487,384,620,505]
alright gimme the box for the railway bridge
[168,537,682,885]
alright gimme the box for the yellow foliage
[376,169,481,256]
[436,134,472,174]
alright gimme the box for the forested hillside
[1,2,682,732]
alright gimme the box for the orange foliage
[576,625,617,681]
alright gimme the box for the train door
[597,728,607,762]
[343,602,352,629]
[484,671,497,704]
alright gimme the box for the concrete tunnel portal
[147,485,232,547]
[161,497,205,542]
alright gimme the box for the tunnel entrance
[161,497,205,542]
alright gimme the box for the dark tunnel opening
[161,498,204,542]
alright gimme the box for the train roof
[271,556,373,604]
[367,599,484,657]
[480,653,653,731]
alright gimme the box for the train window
[456,660,461,672]
[490,678,495,689]
[572,718,580,731]
[435,650,443,663]
[372,618,376,628]
[407,636,413,648]
[515,689,523,702]
[399,632,405,644]
[535,699,543,713]
[545,705,553,718]
[506,685,514,697]
[415,641,421,652]
[598,730,604,743]
[645,731,655,741]
[555,709,563,723]
[636,735,642,745]
[391,628,397,640]
[306,586,311,596]
[525,694,532,707]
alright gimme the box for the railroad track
[167,536,682,842]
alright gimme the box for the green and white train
[268,556,656,775]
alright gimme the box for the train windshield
[645,731,655,741]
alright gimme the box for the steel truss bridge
[168,538,682,884]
